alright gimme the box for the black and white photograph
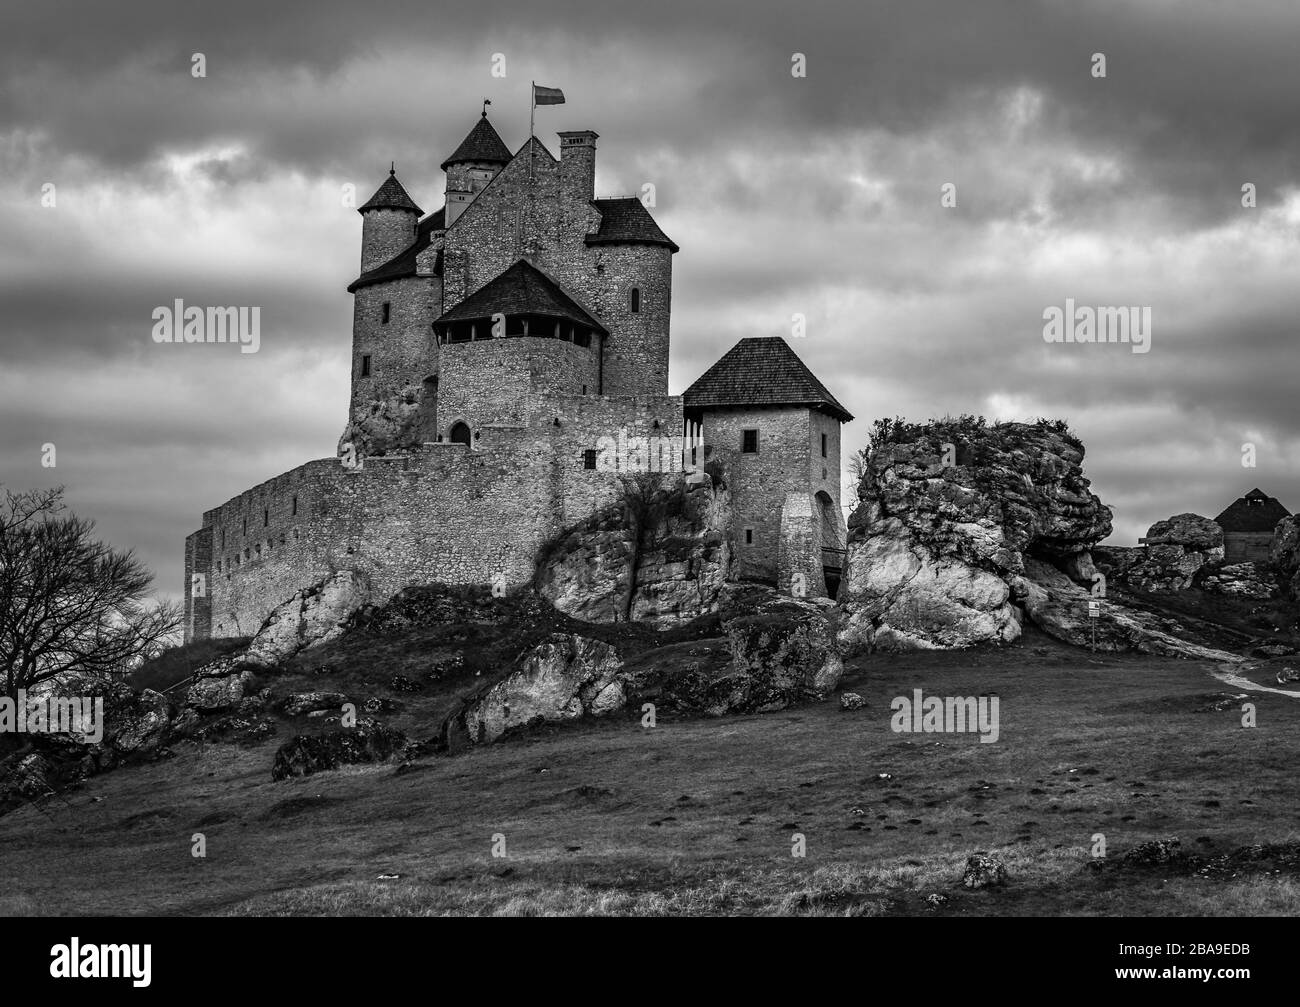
[0,0,1295,973]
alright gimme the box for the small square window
[583,449,598,470]
[821,433,827,458]
[361,354,372,377]
[742,429,759,454]
[745,528,754,545]
[381,302,391,324]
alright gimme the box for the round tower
[358,166,423,271]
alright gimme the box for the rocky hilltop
[839,417,1112,651]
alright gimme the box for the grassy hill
[2,590,1297,916]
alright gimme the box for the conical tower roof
[440,113,513,171]
[358,166,423,215]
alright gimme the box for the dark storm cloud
[3,0,1300,597]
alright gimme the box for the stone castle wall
[185,392,685,640]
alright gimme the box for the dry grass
[3,625,1299,916]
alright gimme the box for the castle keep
[183,108,852,641]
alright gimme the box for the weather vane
[482,98,491,117]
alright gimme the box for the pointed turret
[358,166,422,270]
[442,112,513,226]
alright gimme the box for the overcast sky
[2,0,1299,602]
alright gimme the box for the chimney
[556,130,598,203]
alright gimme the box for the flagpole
[529,81,535,181]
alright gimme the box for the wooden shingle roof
[586,197,678,252]
[434,259,607,334]
[683,337,853,422]
[346,209,444,293]
[1214,488,1291,533]
[440,115,513,171]
[358,169,423,215]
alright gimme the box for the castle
[183,108,853,641]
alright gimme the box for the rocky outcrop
[536,478,730,626]
[243,571,374,669]
[185,665,254,713]
[278,692,351,717]
[271,719,409,780]
[839,418,1111,653]
[1016,559,1240,660]
[110,689,173,753]
[1125,514,1224,592]
[442,634,626,748]
[1199,562,1276,600]
[337,382,432,459]
[1270,516,1300,597]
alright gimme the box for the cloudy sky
[3,0,1299,602]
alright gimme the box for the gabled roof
[1214,488,1291,533]
[587,197,678,252]
[358,169,423,215]
[434,259,608,334]
[440,114,513,172]
[346,208,445,293]
[683,337,854,423]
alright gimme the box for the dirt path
[1211,662,1300,699]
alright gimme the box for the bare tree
[0,486,182,707]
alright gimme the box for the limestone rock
[1125,514,1224,592]
[271,718,408,780]
[664,585,843,716]
[838,514,1020,652]
[1200,562,1276,599]
[279,692,351,717]
[443,634,626,747]
[244,571,373,669]
[839,418,1109,654]
[839,692,867,711]
[185,670,253,713]
[536,480,730,627]
[1270,515,1300,597]
[111,689,172,753]
[1019,559,1239,660]
[962,853,1007,889]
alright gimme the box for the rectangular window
[381,302,391,324]
[583,449,598,470]
[263,507,269,527]
[821,433,827,458]
[292,495,298,516]
[361,354,372,377]
[745,528,754,545]
[742,429,759,454]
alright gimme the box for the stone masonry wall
[703,407,816,584]
[186,392,684,641]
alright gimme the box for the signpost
[1088,599,1100,652]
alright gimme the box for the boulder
[278,692,351,717]
[1270,515,1300,597]
[1017,559,1240,660]
[839,419,1111,653]
[962,853,1007,889]
[1199,562,1276,600]
[1126,514,1224,592]
[536,480,730,627]
[443,634,625,747]
[110,689,172,754]
[185,670,253,713]
[272,719,408,780]
[660,586,843,716]
[838,513,1020,652]
[839,692,867,711]
[244,571,373,670]
[0,753,54,809]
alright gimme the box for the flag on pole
[532,84,565,106]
